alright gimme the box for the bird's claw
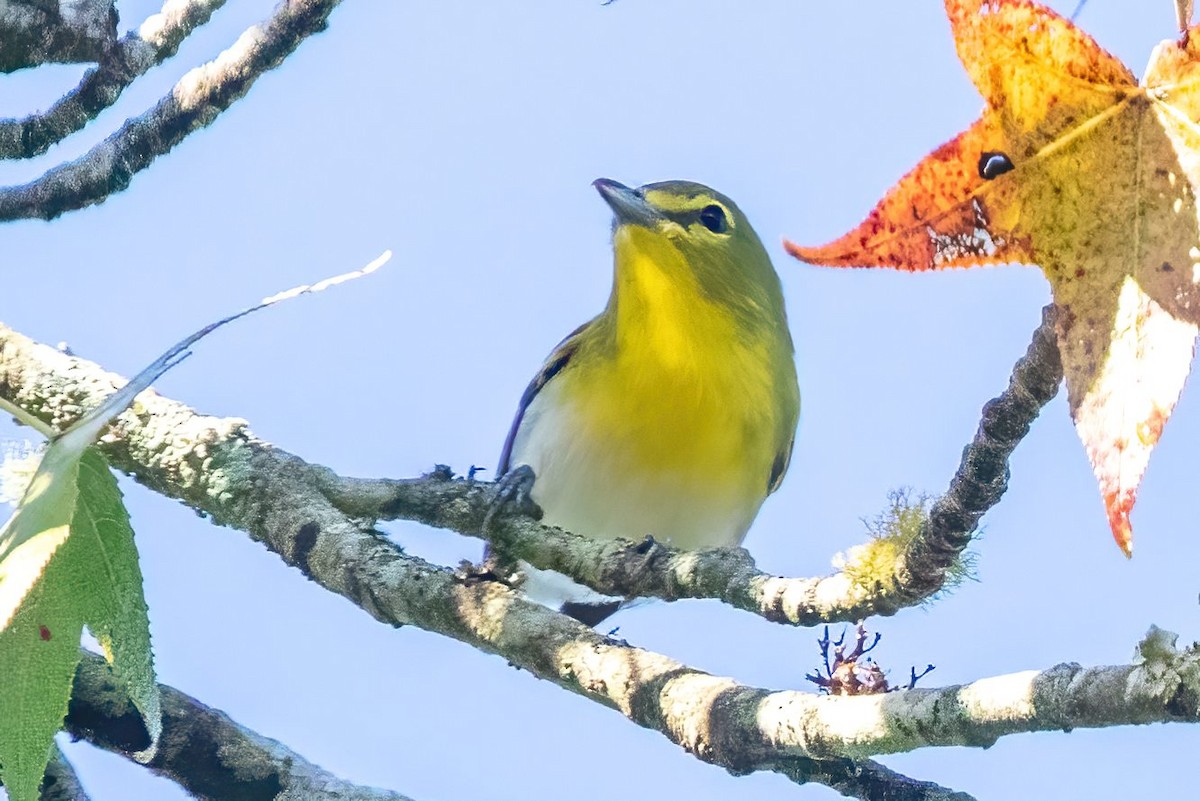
[483,465,542,534]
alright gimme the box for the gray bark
[0,316,1193,801]
[0,0,341,219]
[0,0,228,160]
[0,0,116,72]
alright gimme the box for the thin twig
[890,305,1061,605]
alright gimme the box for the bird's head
[593,178,783,324]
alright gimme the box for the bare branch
[38,745,91,801]
[775,758,976,801]
[891,304,1061,604]
[0,0,228,160]
[0,326,977,799]
[0,307,1059,632]
[66,651,415,801]
[0,0,341,220]
[0,306,1060,633]
[0,320,1191,800]
[321,304,1062,623]
[0,0,116,73]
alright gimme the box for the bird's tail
[519,561,623,627]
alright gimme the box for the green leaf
[0,450,159,801]
[0,250,390,798]
[74,449,160,754]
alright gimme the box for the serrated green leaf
[0,538,80,801]
[0,450,159,801]
[74,449,160,754]
[0,251,390,799]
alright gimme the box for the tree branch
[891,303,1061,605]
[64,651,415,801]
[0,0,116,73]
[0,0,227,160]
[0,317,1188,801]
[0,0,341,220]
[38,745,91,801]
[774,757,975,801]
[319,303,1062,623]
[0,306,1060,632]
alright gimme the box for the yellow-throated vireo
[497,178,800,625]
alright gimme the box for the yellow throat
[503,179,799,551]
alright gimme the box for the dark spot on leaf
[1161,261,1175,272]
[39,625,51,641]
[978,152,1015,180]
[1075,267,1086,278]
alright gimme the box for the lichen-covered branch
[0,308,1059,630]
[0,0,341,220]
[319,304,1062,624]
[0,0,116,73]
[65,651,415,801]
[0,0,227,160]
[0,320,1191,801]
[890,305,1062,605]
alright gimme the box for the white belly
[510,381,764,550]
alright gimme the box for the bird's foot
[482,464,542,535]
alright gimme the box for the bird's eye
[978,152,1015,180]
[698,205,728,234]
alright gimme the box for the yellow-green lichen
[836,489,977,602]
[1131,625,1200,716]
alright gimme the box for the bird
[495,178,800,625]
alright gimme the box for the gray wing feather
[496,322,588,476]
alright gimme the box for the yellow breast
[511,229,789,549]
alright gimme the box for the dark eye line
[655,200,732,233]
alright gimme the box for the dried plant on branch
[805,623,935,696]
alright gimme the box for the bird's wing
[767,435,794,495]
[497,321,590,476]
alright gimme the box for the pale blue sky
[2,2,1198,799]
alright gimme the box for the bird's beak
[593,178,660,227]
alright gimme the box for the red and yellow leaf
[787,0,1200,555]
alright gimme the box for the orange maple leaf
[787,0,1200,556]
